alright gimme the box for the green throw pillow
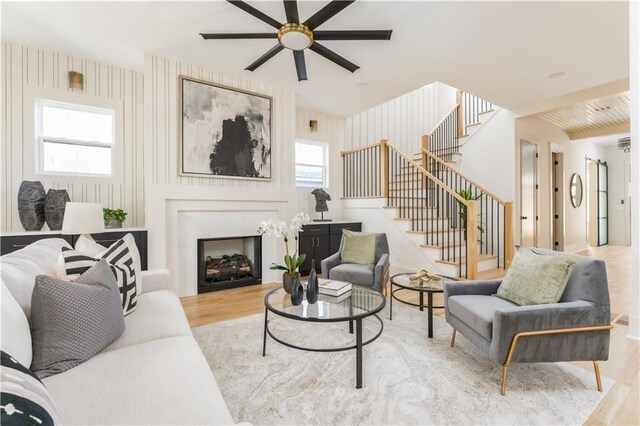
[496,248,577,306]
[340,230,377,266]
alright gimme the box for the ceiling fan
[200,0,392,81]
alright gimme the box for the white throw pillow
[1,279,32,367]
[72,233,143,296]
[0,238,72,320]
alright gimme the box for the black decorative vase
[283,272,299,294]
[290,275,304,306]
[44,189,70,231]
[306,259,319,304]
[17,181,46,231]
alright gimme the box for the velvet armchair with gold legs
[443,249,612,395]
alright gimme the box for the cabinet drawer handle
[316,237,320,246]
[307,228,321,232]
[311,238,315,248]
[12,244,28,249]
[95,239,119,245]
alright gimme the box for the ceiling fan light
[278,23,313,50]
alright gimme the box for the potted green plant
[258,213,310,293]
[103,208,128,229]
[457,187,485,240]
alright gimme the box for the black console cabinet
[1,230,148,270]
[298,222,361,275]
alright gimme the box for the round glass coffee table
[390,273,455,338]
[263,285,385,389]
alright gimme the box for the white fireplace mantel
[146,184,295,296]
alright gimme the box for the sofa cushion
[1,279,32,367]
[31,260,125,379]
[42,336,234,425]
[448,295,518,340]
[0,238,71,320]
[102,289,192,353]
[328,263,374,287]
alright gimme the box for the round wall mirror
[570,173,583,208]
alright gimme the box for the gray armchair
[444,249,612,395]
[321,233,389,293]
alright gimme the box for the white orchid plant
[258,212,310,276]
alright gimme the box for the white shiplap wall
[345,82,458,155]
[1,42,145,232]
[144,54,296,193]
[295,108,345,218]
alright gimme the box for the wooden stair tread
[435,254,497,266]
[476,267,506,280]
[384,206,436,210]
[407,228,464,235]
[394,217,448,222]
[420,241,467,249]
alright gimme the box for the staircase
[341,91,514,279]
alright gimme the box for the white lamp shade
[61,202,105,235]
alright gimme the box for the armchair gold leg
[450,329,456,347]
[593,361,603,392]
[500,365,509,396]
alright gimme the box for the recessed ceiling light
[548,71,566,79]
[356,82,369,88]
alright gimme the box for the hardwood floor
[181,245,639,425]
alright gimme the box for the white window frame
[295,139,329,188]
[36,99,116,177]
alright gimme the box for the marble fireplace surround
[146,185,292,296]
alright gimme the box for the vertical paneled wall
[144,54,296,193]
[1,42,145,232]
[344,82,458,155]
[295,108,345,218]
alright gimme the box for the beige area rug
[192,302,613,425]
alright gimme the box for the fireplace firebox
[197,236,262,293]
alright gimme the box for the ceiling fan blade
[293,50,307,81]
[283,0,299,24]
[313,30,393,41]
[200,33,277,40]
[309,42,359,73]
[245,44,285,71]
[227,0,282,29]
[303,0,355,30]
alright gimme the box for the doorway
[552,152,564,251]
[520,140,538,247]
[587,159,608,247]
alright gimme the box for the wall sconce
[309,120,318,132]
[68,71,84,90]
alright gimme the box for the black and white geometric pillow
[0,350,61,425]
[61,239,137,315]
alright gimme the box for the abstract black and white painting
[180,76,272,179]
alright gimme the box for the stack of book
[318,278,351,297]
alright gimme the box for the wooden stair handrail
[385,142,468,205]
[340,142,382,156]
[426,103,460,137]
[421,147,507,205]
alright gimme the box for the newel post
[421,134,430,173]
[456,90,464,137]
[381,139,389,199]
[504,202,515,269]
[466,199,479,280]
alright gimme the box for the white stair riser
[393,218,451,231]
[437,256,499,278]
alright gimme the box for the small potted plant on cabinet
[103,208,128,229]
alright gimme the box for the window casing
[295,140,328,187]
[36,100,115,177]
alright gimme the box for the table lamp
[61,202,105,242]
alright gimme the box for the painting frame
[178,75,273,181]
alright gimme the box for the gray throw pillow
[30,259,125,379]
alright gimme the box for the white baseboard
[627,314,640,341]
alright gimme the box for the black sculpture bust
[311,188,331,222]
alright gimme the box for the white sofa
[1,238,234,425]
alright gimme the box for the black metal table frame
[262,288,385,389]
[389,274,444,338]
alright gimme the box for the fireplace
[197,236,262,293]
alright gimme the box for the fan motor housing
[278,23,314,50]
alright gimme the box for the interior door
[551,152,564,251]
[520,140,537,247]
[597,161,608,246]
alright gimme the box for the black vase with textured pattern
[17,181,46,231]
[44,189,70,231]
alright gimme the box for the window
[36,100,115,176]
[295,140,328,187]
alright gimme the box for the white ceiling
[1,1,630,117]
[573,132,630,148]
